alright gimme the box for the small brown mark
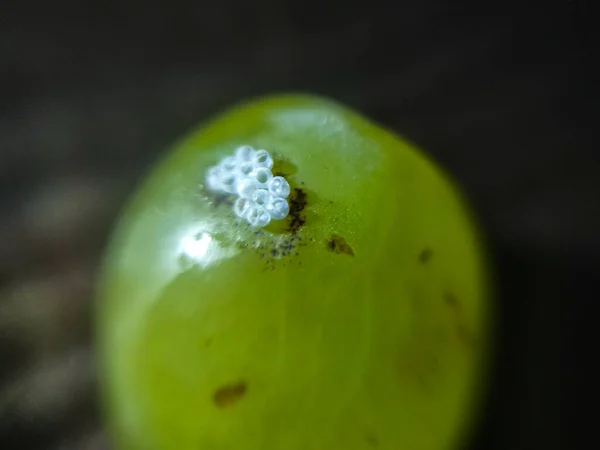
[213,193,234,208]
[443,291,460,310]
[287,187,308,233]
[419,248,433,264]
[213,382,247,408]
[365,434,379,446]
[204,337,213,347]
[443,291,476,350]
[326,234,355,256]
[271,156,298,177]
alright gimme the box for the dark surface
[0,1,594,449]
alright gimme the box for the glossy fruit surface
[96,94,490,450]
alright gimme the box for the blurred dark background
[0,1,595,449]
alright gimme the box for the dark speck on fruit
[444,291,459,309]
[365,434,379,446]
[271,156,298,178]
[213,382,247,408]
[326,235,355,256]
[287,187,308,233]
[443,292,476,350]
[419,248,433,264]
[213,192,234,208]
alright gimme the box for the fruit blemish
[326,234,355,256]
[213,381,248,408]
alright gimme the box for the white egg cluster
[205,146,291,228]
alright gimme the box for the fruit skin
[96,94,491,450]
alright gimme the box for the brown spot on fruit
[271,157,298,177]
[443,291,460,309]
[419,248,433,264]
[213,193,234,208]
[287,188,308,233]
[365,434,379,446]
[443,291,476,350]
[213,382,247,408]
[326,235,355,256]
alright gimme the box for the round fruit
[96,94,491,450]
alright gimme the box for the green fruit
[96,94,491,450]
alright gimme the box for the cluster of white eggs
[205,146,291,227]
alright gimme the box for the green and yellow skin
[96,94,491,450]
